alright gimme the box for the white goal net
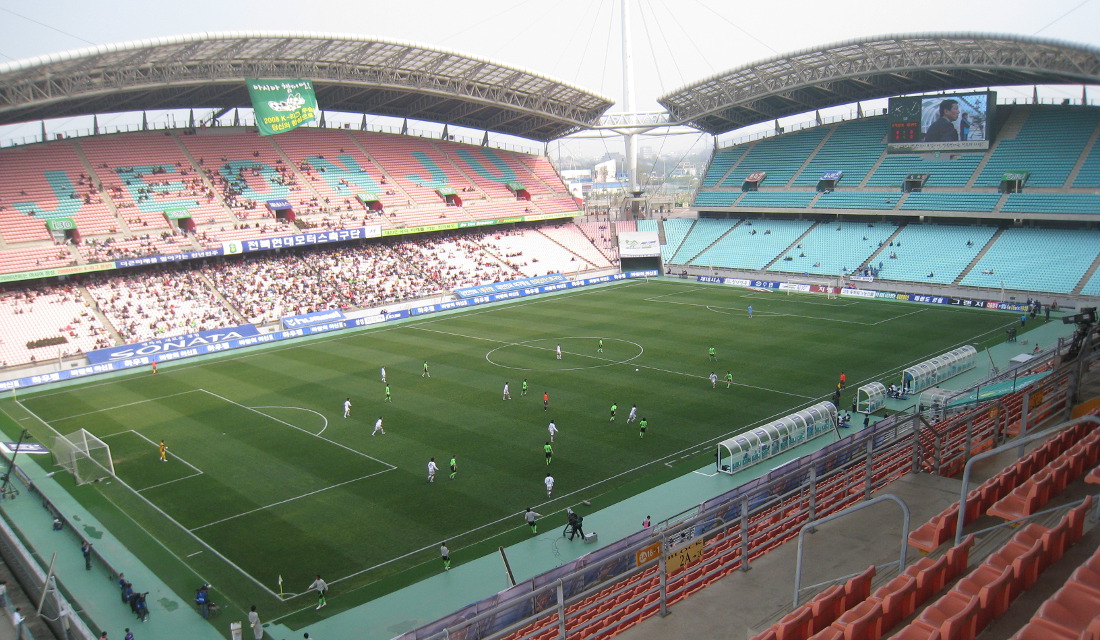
[54,429,115,485]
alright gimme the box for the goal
[54,429,115,485]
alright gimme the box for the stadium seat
[1006,619,1081,640]
[831,598,883,640]
[807,625,844,640]
[749,625,780,640]
[912,591,979,640]
[1069,564,1100,596]
[842,565,876,610]
[908,508,958,554]
[953,563,1012,631]
[1034,590,1100,636]
[907,556,948,604]
[887,624,942,640]
[809,584,845,633]
[944,535,974,579]
[987,471,1053,522]
[1065,495,1094,544]
[775,606,813,640]
[871,573,917,631]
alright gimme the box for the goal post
[54,429,115,485]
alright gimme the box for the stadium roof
[658,33,1100,135]
[0,31,615,142]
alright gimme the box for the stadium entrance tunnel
[485,337,643,371]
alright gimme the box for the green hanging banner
[246,79,318,136]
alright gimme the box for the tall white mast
[621,0,639,196]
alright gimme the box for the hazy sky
[1,0,1098,161]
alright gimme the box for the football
[635,368,639,372]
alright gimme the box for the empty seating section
[1072,138,1100,187]
[79,133,233,231]
[175,132,304,221]
[1011,546,1100,638]
[694,219,813,271]
[1079,267,1100,297]
[867,154,984,188]
[532,197,582,215]
[702,146,747,187]
[728,127,830,186]
[975,107,1100,187]
[268,128,403,226]
[960,227,1100,293]
[693,191,741,207]
[899,192,1001,213]
[813,192,900,210]
[660,219,695,262]
[574,221,618,262]
[351,132,469,207]
[538,224,613,269]
[999,193,1100,215]
[793,117,886,186]
[768,221,896,276]
[874,224,996,285]
[0,285,112,366]
[0,140,118,243]
[671,218,732,263]
[477,228,595,277]
[736,191,817,209]
[0,245,75,274]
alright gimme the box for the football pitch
[0,279,1018,621]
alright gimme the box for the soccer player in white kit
[627,404,638,423]
[548,420,558,442]
[556,344,562,359]
[343,398,352,418]
[503,382,511,400]
[544,473,555,497]
[380,366,386,382]
[372,416,385,436]
[709,372,718,389]
[427,457,439,482]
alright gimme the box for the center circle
[485,337,644,371]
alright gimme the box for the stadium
[0,7,1099,640]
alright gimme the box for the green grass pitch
[0,279,1018,620]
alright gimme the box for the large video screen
[887,91,995,152]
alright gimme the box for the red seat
[944,535,974,580]
[913,591,979,640]
[1069,564,1100,596]
[871,573,917,632]
[1065,495,1094,544]
[809,584,845,633]
[807,625,844,640]
[775,606,813,640]
[910,556,948,604]
[987,472,1054,522]
[842,565,876,610]
[832,598,883,640]
[888,624,942,639]
[908,508,959,554]
[1034,588,1100,636]
[953,563,1012,632]
[749,627,779,640]
[1007,619,1081,640]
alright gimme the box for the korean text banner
[247,79,318,136]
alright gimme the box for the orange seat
[748,626,779,640]
[911,556,949,604]
[944,535,974,580]
[1034,590,1100,636]
[807,625,844,640]
[842,565,876,610]
[987,472,1053,522]
[908,508,959,555]
[1069,564,1100,596]
[872,573,917,632]
[775,606,813,640]
[1066,495,1094,544]
[913,591,979,640]
[809,584,845,633]
[953,563,1012,632]
[832,598,883,640]
[1006,620,1079,639]
[887,622,942,639]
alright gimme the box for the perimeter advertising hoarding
[887,91,995,152]
[617,232,661,258]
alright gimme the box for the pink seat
[1069,564,1100,596]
